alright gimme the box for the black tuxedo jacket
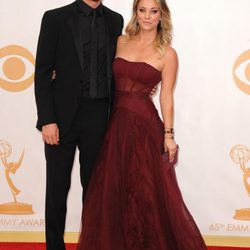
[35,1,123,136]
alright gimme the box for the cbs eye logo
[0,45,34,92]
[233,50,250,95]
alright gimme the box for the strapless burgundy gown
[78,58,207,250]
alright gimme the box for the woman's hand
[164,138,178,162]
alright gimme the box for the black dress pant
[44,98,109,250]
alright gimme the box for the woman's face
[136,0,161,32]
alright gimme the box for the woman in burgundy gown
[78,0,207,249]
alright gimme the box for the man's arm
[35,11,59,145]
[35,11,58,129]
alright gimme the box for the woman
[78,0,207,249]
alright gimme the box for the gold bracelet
[164,128,174,134]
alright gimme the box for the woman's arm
[160,47,178,161]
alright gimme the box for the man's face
[83,0,102,7]
[84,0,102,4]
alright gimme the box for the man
[34,0,123,249]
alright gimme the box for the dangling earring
[158,20,162,30]
[136,20,140,30]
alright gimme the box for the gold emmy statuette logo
[0,140,34,214]
[0,45,34,92]
[230,145,250,220]
[233,50,250,95]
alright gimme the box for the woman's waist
[114,91,161,123]
[115,90,150,98]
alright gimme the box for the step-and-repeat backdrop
[0,0,250,247]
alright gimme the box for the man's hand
[42,123,59,145]
[51,70,56,81]
[150,85,158,98]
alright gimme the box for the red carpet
[0,243,249,250]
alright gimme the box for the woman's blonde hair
[125,0,173,53]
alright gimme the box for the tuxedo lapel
[68,8,84,73]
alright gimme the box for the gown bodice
[112,57,162,124]
[113,57,161,95]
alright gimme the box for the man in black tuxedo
[34,0,123,249]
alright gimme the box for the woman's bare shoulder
[164,46,178,61]
[161,46,178,69]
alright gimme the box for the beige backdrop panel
[0,0,250,246]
